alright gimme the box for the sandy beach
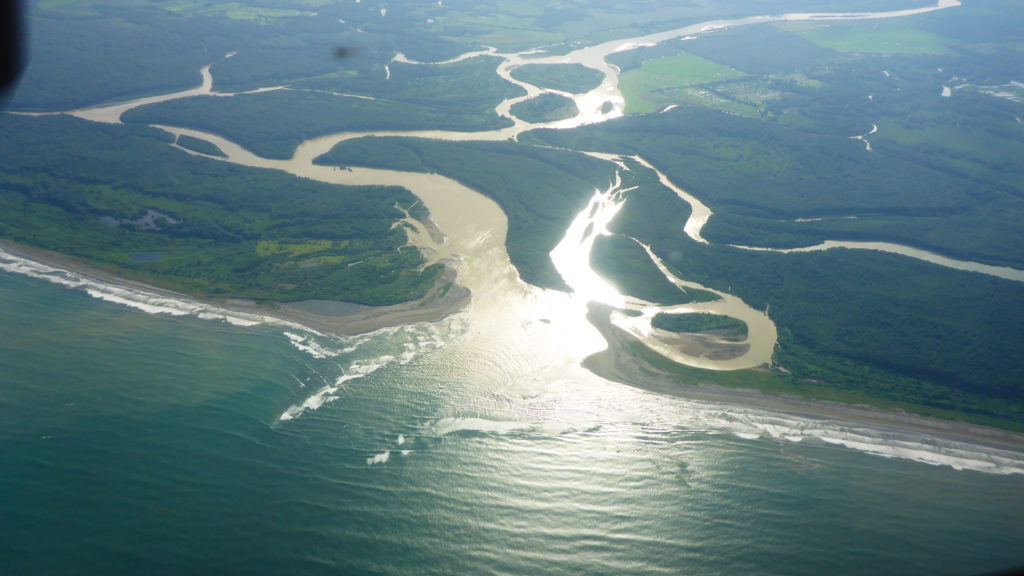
[225,266,470,335]
[583,303,1024,453]
[0,239,469,337]
[4,237,1023,453]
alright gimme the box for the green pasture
[620,52,745,113]
[777,21,953,54]
[164,2,317,21]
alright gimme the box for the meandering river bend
[9,0,1024,473]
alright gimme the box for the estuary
[3,1,1024,574]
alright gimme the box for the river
[5,1,1024,573]
[9,0,1024,473]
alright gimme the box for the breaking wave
[695,406,1024,475]
[278,313,468,422]
[279,355,393,421]
[430,417,536,437]
[0,248,285,329]
[283,332,357,358]
[412,396,1024,475]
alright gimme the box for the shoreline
[0,239,470,337]
[583,303,1024,454]
[224,265,469,336]
[4,238,1022,455]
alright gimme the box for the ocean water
[1,270,1023,576]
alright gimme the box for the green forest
[5,0,1023,431]
[590,235,717,305]
[524,103,1024,269]
[175,135,227,157]
[601,163,1024,429]
[316,137,617,290]
[123,56,521,160]
[0,115,440,305]
[510,93,580,123]
[509,64,605,94]
[651,313,748,339]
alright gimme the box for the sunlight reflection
[549,178,628,309]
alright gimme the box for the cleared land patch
[620,52,745,113]
[776,21,953,54]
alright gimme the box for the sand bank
[0,239,469,337]
[4,238,1022,453]
[225,267,469,335]
[583,303,1024,453]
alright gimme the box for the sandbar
[584,303,1024,453]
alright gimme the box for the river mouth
[157,119,781,372]
[11,0,1024,470]
[37,0,1007,373]
[88,0,1019,388]
[8,6,1024,575]
[137,0,1014,375]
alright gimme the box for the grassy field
[620,52,745,113]
[666,85,762,118]
[164,2,318,21]
[40,0,320,20]
[777,21,953,54]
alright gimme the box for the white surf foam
[431,417,535,437]
[0,249,280,329]
[277,313,468,422]
[690,405,1024,475]
[809,427,1024,474]
[283,332,357,358]
[278,354,395,421]
[367,451,390,465]
[415,397,1024,475]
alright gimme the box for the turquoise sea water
[1,271,1023,575]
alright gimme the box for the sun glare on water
[549,180,630,309]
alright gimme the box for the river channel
[145,0,1017,373]
[12,0,1024,470]
[9,6,1024,576]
